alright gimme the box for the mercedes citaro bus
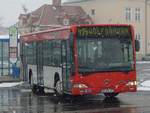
[20,24,139,97]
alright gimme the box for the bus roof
[21,24,132,43]
[78,24,131,27]
[21,26,71,43]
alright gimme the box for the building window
[63,18,69,26]
[135,8,141,21]
[91,9,95,15]
[125,7,132,21]
[136,33,141,40]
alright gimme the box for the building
[0,26,8,35]
[65,0,150,60]
[18,0,92,35]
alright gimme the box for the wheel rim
[55,81,63,95]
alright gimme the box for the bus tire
[104,93,119,98]
[54,80,63,96]
[54,72,63,96]
[32,84,45,95]
[37,86,45,95]
[32,84,37,94]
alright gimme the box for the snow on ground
[136,61,150,91]
[0,80,150,92]
[136,61,150,64]
[141,80,150,86]
[137,87,150,91]
[0,82,23,88]
[138,80,150,91]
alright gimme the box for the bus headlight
[126,81,137,86]
[73,83,88,88]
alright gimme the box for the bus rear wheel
[32,84,37,94]
[32,84,45,95]
[104,93,119,98]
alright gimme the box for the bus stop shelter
[0,35,9,76]
[0,35,20,81]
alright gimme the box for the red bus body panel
[70,24,137,96]
[71,71,136,95]
[21,24,137,96]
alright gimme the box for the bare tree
[22,4,28,14]
[0,17,3,25]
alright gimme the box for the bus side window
[61,40,66,65]
[53,40,61,66]
[26,42,36,65]
[69,33,75,74]
[43,40,52,66]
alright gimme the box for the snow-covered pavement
[136,61,150,64]
[138,80,150,91]
[0,80,150,92]
[0,82,23,88]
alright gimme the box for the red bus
[20,24,139,97]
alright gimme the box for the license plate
[101,89,114,93]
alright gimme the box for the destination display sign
[77,26,130,38]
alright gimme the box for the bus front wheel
[104,93,119,98]
[54,80,63,96]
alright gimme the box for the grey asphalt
[0,62,150,113]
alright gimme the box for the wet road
[136,61,150,83]
[0,62,150,113]
[1,88,150,113]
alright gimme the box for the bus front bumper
[71,85,137,96]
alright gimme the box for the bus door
[36,42,44,85]
[61,40,72,92]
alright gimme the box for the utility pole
[145,0,148,55]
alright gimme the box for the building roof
[0,26,8,35]
[19,4,91,26]
[64,0,92,4]
[0,35,9,39]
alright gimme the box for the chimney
[52,0,61,6]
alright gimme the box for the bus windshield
[77,26,134,73]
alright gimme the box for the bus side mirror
[135,40,140,52]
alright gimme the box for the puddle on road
[20,89,32,93]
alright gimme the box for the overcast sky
[0,0,67,27]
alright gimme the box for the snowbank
[1,80,150,91]
[136,61,150,64]
[0,82,23,88]
[137,87,150,91]
[137,80,150,91]
[141,80,150,87]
